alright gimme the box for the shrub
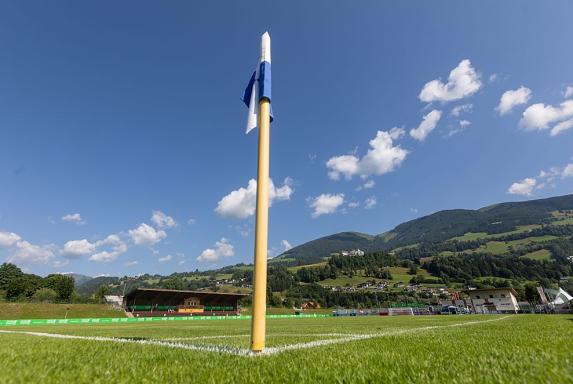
[32,288,58,303]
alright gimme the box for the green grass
[387,267,432,284]
[288,262,328,272]
[319,274,377,287]
[318,267,436,287]
[449,225,543,242]
[0,315,571,383]
[240,307,333,315]
[450,232,489,241]
[552,217,573,226]
[0,303,125,320]
[520,249,552,261]
[465,236,559,256]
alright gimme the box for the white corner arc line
[0,316,510,357]
[0,329,254,356]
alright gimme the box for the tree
[32,288,58,303]
[94,285,111,302]
[162,277,185,290]
[5,274,43,300]
[0,263,24,291]
[44,274,75,302]
[524,283,539,303]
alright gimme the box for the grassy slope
[521,249,552,261]
[317,267,438,287]
[0,303,126,320]
[0,315,571,383]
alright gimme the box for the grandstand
[123,288,248,317]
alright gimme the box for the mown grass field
[0,314,571,383]
[0,303,125,320]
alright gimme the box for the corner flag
[244,32,272,353]
[243,32,273,134]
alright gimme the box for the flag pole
[250,32,271,353]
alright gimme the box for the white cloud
[488,74,498,83]
[98,234,122,247]
[125,260,139,267]
[128,223,167,246]
[158,254,173,263]
[459,120,471,128]
[508,162,573,196]
[61,239,96,259]
[410,110,442,141]
[197,238,234,262]
[309,193,345,218]
[0,231,55,265]
[0,231,21,248]
[496,86,532,115]
[519,100,573,134]
[364,196,377,209]
[89,251,117,263]
[562,164,573,178]
[215,178,294,219]
[447,119,472,137]
[419,59,481,103]
[348,201,360,209]
[89,235,127,263]
[52,259,70,268]
[327,128,408,180]
[281,240,292,252]
[151,211,177,228]
[61,213,85,225]
[356,180,376,191]
[410,208,419,214]
[233,223,251,238]
[9,241,55,265]
[564,86,573,99]
[450,103,473,117]
[507,178,537,196]
[550,119,573,136]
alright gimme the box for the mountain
[273,194,573,265]
[76,276,120,296]
[275,232,376,265]
[63,273,93,287]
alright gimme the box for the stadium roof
[124,288,249,305]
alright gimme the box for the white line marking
[0,329,254,356]
[263,316,510,355]
[164,333,353,341]
[0,316,510,357]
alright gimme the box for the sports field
[0,314,571,383]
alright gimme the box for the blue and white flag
[243,32,272,134]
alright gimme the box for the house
[465,288,520,314]
[340,249,365,257]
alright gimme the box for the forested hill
[273,194,573,265]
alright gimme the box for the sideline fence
[0,313,332,327]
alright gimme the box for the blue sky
[1,1,573,277]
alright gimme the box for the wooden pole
[250,97,270,352]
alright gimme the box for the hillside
[75,276,120,296]
[273,194,573,265]
[68,194,573,299]
[64,273,93,287]
[276,232,376,265]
